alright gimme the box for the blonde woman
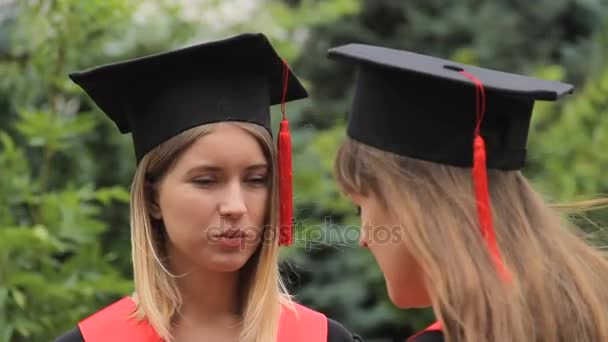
[328,43,608,342]
[55,33,360,342]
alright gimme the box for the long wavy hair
[335,137,608,342]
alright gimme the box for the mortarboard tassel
[472,135,510,279]
[460,70,511,281]
[278,60,293,246]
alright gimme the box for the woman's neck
[175,269,241,321]
[164,244,243,322]
[168,258,244,341]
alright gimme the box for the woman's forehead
[174,126,268,172]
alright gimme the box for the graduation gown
[406,322,444,342]
[54,297,361,342]
[407,331,444,342]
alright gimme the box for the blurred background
[1,0,607,341]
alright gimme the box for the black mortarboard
[329,43,576,284]
[69,32,308,163]
[70,32,306,246]
[327,43,574,170]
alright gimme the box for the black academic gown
[408,331,444,342]
[55,319,362,342]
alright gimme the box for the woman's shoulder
[53,297,143,342]
[282,301,361,341]
[54,327,84,342]
[327,318,363,342]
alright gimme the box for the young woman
[55,33,361,342]
[328,42,608,342]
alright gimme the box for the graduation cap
[69,33,305,246]
[327,43,573,170]
[328,43,574,279]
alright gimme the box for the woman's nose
[218,182,247,219]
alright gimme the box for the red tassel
[460,70,511,281]
[473,135,510,280]
[278,120,293,246]
[278,60,293,246]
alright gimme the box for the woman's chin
[202,253,252,273]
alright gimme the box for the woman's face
[349,192,431,309]
[151,123,269,274]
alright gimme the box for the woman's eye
[355,206,361,215]
[247,175,268,185]
[193,177,217,186]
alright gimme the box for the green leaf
[95,186,130,205]
[11,289,26,310]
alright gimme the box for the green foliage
[1,0,608,341]
[529,66,608,199]
[0,0,198,340]
[293,0,608,130]
[0,104,132,341]
[269,0,360,30]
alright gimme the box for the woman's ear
[146,179,162,220]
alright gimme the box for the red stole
[78,297,327,341]
[406,321,443,342]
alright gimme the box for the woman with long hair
[55,33,360,342]
[329,43,608,341]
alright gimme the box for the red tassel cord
[278,60,293,246]
[460,71,511,281]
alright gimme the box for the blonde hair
[335,137,608,342]
[130,122,291,342]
